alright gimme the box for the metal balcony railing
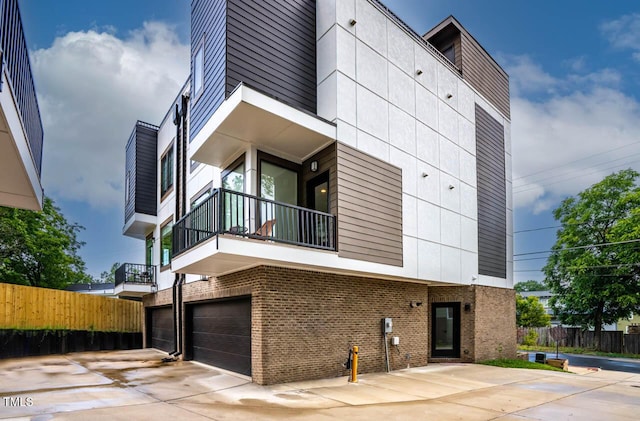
[173,188,336,256]
[115,263,156,287]
[0,0,44,176]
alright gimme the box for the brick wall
[142,267,515,384]
[258,267,429,384]
[428,285,516,362]
[166,266,429,385]
[474,285,517,360]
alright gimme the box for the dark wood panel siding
[125,124,157,223]
[301,143,337,215]
[190,0,227,141]
[461,33,510,119]
[134,125,158,215]
[476,104,506,278]
[336,143,403,266]
[226,0,316,113]
[124,130,136,223]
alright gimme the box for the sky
[17,0,640,283]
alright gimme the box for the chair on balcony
[254,219,276,237]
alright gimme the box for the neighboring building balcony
[114,263,157,298]
[190,83,335,168]
[0,0,44,210]
[172,188,336,275]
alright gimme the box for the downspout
[171,94,189,358]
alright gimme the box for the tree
[516,294,551,327]
[98,262,121,284]
[514,280,547,293]
[0,197,92,289]
[544,169,640,350]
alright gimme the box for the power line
[514,238,640,257]
[514,160,639,195]
[513,139,640,182]
[514,226,560,234]
[513,152,640,190]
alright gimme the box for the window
[442,44,455,64]
[125,171,131,204]
[221,158,245,193]
[145,235,153,266]
[193,42,204,98]
[160,221,173,267]
[221,156,245,231]
[161,144,174,198]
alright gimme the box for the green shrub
[522,330,538,346]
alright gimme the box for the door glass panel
[222,162,244,231]
[434,307,454,350]
[260,161,298,241]
[313,181,329,213]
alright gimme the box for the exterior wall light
[410,301,423,308]
[349,19,357,26]
[310,161,318,172]
[422,172,429,178]
[448,184,455,189]
[416,69,423,75]
[446,93,453,99]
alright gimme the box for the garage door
[149,306,174,352]
[189,297,251,376]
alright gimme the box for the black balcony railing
[0,0,44,176]
[173,188,336,257]
[115,263,156,287]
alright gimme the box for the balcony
[171,188,336,275]
[190,83,335,167]
[0,0,44,210]
[114,263,157,298]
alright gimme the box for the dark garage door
[189,297,251,376]
[149,306,174,352]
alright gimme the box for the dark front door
[305,172,330,246]
[188,297,252,376]
[431,302,460,358]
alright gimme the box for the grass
[518,345,640,360]
[479,358,566,372]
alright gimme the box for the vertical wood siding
[226,0,316,113]
[475,104,506,278]
[0,283,143,332]
[190,0,227,141]
[336,143,403,266]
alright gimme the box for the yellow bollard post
[350,345,358,383]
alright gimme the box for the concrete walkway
[1,349,639,420]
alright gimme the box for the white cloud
[600,13,640,57]
[507,59,640,214]
[32,22,189,208]
[500,55,557,96]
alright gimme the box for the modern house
[122,0,515,385]
[0,0,44,210]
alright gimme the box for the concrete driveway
[1,349,640,420]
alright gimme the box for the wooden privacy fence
[0,283,142,332]
[518,326,639,354]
